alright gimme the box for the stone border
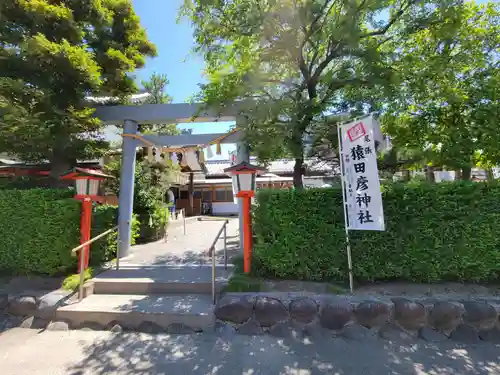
[0,290,205,334]
[214,293,500,342]
[0,291,72,332]
[1,290,211,334]
[4,290,500,343]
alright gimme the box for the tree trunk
[487,168,495,181]
[293,158,304,189]
[49,141,72,187]
[425,166,435,183]
[454,169,462,180]
[462,167,471,181]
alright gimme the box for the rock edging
[0,291,71,332]
[214,293,500,342]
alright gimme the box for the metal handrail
[71,225,118,302]
[209,219,229,305]
[71,226,118,254]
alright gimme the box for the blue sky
[132,0,203,103]
[127,0,235,158]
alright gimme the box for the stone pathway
[121,218,240,266]
[1,328,499,375]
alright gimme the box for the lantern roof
[60,167,114,180]
[223,161,267,175]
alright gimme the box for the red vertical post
[79,196,93,270]
[242,196,252,274]
[249,200,253,250]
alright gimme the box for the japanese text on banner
[341,118,385,231]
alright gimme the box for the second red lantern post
[224,161,267,274]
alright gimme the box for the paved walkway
[121,218,240,266]
[1,328,499,375]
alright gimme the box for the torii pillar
[118,119,138,259]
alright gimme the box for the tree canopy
[382,1,500,179]
[182,0,464,187]
[0,0,156,178]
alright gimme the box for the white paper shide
[340,116,385,231]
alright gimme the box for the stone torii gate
[94,103,249,258]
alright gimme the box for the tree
[0,0,156,180]
[142,73,173,105]
[139,73,193,135]
[382,1,500,180]
[181,0,462,188]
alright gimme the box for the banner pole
[337,124,354,293]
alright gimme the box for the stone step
[91,264,233,295]
[55,293,215,332]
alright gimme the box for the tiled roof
[204,157,335,176]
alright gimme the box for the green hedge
[253,181,500,283]
[0,188,81,275]
[0,189,139,275]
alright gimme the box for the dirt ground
[262,279,500,300]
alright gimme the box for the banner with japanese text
[340,116,385,231]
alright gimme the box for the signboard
[340,116,385,231]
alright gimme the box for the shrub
[0,188,80,275]
[224,274,263,293]
[253,181,500,283]
[62,267,94,291]
[136,203,168,243]
[90,205,140,265]
[105,158,172,243]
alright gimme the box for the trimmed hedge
[253,181,500,283]
[0,189,139,275]
[0,188,81,275]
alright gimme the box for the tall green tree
[0,0,156,180]
[139,72,193,135]
[142,73,173,105]
[382,1,500,180]
[182,0,462,188]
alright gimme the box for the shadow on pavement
[149,240,240,266]
[65,330,500,375]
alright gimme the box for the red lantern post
[60,168,113,270]
[224,162,267,274]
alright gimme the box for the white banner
[340,116,385,231]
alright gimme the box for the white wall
[212,202,238,215]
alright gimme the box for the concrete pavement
[1,328,500,375]
[121,218,240,266]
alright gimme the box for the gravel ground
[262,279,500,301]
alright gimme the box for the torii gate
[94,103,249,258]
